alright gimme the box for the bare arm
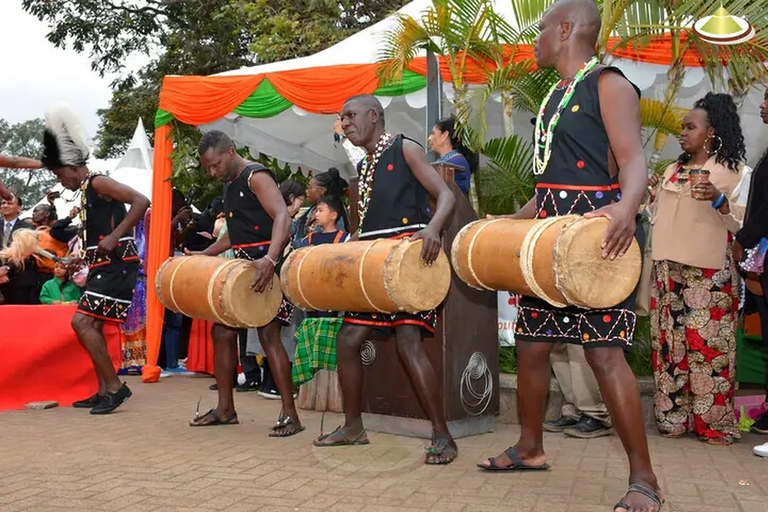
[584,70,648,259]
[0,154,43,169]
[599,71,648,215]
[89,175,151,239]
[200,231,231,256]
[249,171,291,263]
[402,139,456,233]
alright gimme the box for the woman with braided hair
[649,92,746,445]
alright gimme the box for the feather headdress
[41,103,91,169]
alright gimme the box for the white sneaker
[754,442,768,458]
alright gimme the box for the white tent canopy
[22,119,155,221]
[200,0,768,179]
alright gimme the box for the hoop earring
[704,134,723,156]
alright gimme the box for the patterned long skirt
[650,250,740,440]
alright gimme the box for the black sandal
[189,408,239,427]
[614,483,663,511]
[425,438,458,465]
[477,446,550,471]
[269,415,306,438]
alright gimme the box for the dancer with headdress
[41,103,150,414]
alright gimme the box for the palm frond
[377,12,435,82]
[639,98,686,135]
[476,135,536,214]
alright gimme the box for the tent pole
[425,50,442,162]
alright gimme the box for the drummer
[477,1,661,511]
[312,94,459,465]
[192,130,303,436]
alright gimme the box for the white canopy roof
[201,0,768,178]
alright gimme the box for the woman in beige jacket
[649,93,745,445]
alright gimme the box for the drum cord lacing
[168,257,194,318]
[460,352,493,416]
[294,246,322,311]
[519,216,570,308]
[206,260,234,325]
[358,239,388,313]
[465,219,501,291]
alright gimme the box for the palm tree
[378,0,768,214]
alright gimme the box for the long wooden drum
[281,239,450,313]
[156,255,282,328]
[451,215,641,309]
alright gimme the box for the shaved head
[550,0,602,47]
[534,0,601,72]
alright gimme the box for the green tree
[23,0,410,159]
[0,118,55,208]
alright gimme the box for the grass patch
[498,316,653,377]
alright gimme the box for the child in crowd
[292,195,349,386]
[39,260,81,305]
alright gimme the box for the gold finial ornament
[693,5,755,45]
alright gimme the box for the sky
[0,1,142,137]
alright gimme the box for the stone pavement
[1,375,767,512]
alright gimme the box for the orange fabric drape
[607,33,710,67]
[156,34,727,127]
[142,124,174,383]
[406,45,536,83]
[159,75,265,126]
[267,64,382,114]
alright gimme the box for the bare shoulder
[597,68,638,103]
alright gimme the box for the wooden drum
[451,215,641,309]
[281,239,451,314]
[155,255,282,328]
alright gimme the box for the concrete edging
[498,373,656,427]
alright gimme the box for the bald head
[534,0,601,71]
[340,94,388,150]
[550,0,601,46]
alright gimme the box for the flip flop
[425,438,458,465]
[268,415,306,438]
[313,426,370,447]
[189,409,239,427]
[476,446,550,471]
[614,483,664,512]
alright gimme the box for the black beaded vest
[224,163,276,260]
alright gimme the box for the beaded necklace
[357,131,393,229]
[534,57,600,176]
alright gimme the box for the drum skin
[156,255,282,328]
[451,215,641,309]
[280,238,451,314]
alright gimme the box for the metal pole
[425,50,442,162]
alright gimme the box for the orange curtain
[267,64,382,114]
[142,124,174,383]
[159,75,265,126]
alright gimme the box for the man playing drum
[41,103,150,414]
[192,130,304,436]
[477,1,662,511]
[312,95,459,465]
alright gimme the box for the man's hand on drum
[411,226,441,265]
[250,257,275,293]
[584,202,636,261]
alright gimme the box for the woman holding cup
[649,93,745,445]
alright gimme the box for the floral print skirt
[650,249,740,440]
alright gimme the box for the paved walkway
[1,375,766,512]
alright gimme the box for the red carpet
[0,305,121,411]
